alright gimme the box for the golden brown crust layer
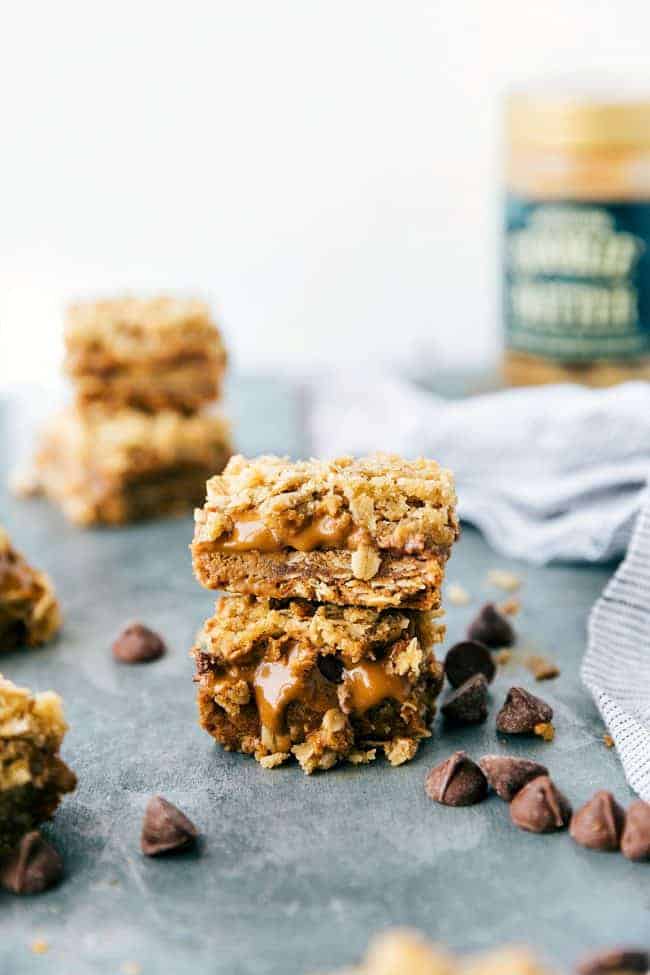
[34,406,232,526]
[0,675,76,853]
[70,358,223,414]
[193,595,444,773]
[192,548,446,609]
[194,453,458,553]
[196,594,444,666]
[65,296,227,413]
[0,529,61,650]
[65,296,226,364]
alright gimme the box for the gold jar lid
[508,89,650,150]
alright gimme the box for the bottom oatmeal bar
[0,675,76,855]
[0,528,61,651]
[193,596,445,774]
[33,406,232,526]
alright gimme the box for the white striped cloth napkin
[310,374,650,798]
[583,493,650,800]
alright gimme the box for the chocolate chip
[576,948,650,974]
[496,686,553,735]
[467,603,515,648]
[621,800,650,862]
[317,655,344,684]
[441,674,489,726]
[0,831,63,895]
[444,641,496,688]
[141,796,198,856]
[113,623,166,664]
[425,751,487,807]
[510,775,572,833]
[570,791,625,852]
[478,755,548,802]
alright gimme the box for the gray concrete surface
[0,378,647,974]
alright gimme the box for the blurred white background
[1,0,649,388]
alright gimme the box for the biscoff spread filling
[193,454,459,581]
[213,511,366,554]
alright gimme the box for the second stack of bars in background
[32,297,232,525]
[190,454,459,773]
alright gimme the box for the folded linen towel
[310,373,650,799]
[310,374,650,564]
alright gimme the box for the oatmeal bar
[0,675,76,855]
[192,454,459,609]
[193,595,445,773]
[35,406,232,526]
[65,296,227,413]
[0,528,61,651]
[324,928,554,974]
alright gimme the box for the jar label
[505,198,650,361]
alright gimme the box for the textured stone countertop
[1,377,648,975]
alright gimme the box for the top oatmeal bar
[65,296,227,412]
[192,454,459,609]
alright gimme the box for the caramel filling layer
[214,512,364,554]
[343,661,409,715]
[253,650,311,737]
[246,654,410,745]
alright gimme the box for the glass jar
[503,90,650,386]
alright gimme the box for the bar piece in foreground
[64,296,227,414]
[34,406,232,526]
[0,675,76,854]
[322,928,554,975]
[0,529,61,651]
[193,595,445,773]
[192,454,459,610]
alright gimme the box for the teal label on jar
[505,198,650,361]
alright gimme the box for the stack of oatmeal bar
[34,297,232,525]
[191,454,459,773]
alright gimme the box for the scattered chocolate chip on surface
[441,674,489,726]
[496,686,553,735]
[0,831,63,895]
[576,947,650,974]
[467,603,515,648]
[444,640,496,688]
[524,654,560,681]
[478,755,548,802]
[509,775,572,833]
[112,623,166,664]
[141,796,198,856]
[570,791,625,852]
[425,751,488,807]
[621,800,650,862]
